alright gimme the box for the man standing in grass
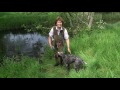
[48,16,71,66]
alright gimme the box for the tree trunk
[66,12,73,27]
[88,12,94,30]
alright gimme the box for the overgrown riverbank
[0,22,120,78]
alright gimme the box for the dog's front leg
[66,64,70,74]
[54,53,59,66]
[60,56,63,66]
[74,63,80,73]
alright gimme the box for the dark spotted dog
[58,52,87,73]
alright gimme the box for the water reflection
[1,32,48,58]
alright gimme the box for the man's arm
[66,39,70,48]
[64,29,71,54]
[48,27,54,49]
[66,39,71,54]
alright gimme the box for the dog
[57,52,87,73]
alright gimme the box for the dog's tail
[84,61,87,64]
[81,59,87,65]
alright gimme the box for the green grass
[0,12,59,31]
[0,22,120,78]
[0,56,42,78]
[68,24,120,78]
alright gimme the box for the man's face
[56,20,62,28]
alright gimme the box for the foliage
[0,12,59,33]
[95,19,107,29]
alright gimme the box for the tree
[60,12,95,36]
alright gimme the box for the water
[0,31,48,59]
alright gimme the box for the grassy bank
[0,22,120,78]
[0,12,59,32]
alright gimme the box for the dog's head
[57,52,64,56]
[57,52,66,59]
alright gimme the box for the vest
[52,26,65,52]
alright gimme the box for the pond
[0,31,48,60]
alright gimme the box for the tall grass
[0,56,43,78]
[68,23,120,78]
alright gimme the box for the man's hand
[68,48,71,54]
[50,45,55,50]
[50,45,52,49]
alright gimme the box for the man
[48,16,71,66]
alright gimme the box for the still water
[0,31,48,58]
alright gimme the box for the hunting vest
[52,26,65,52]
